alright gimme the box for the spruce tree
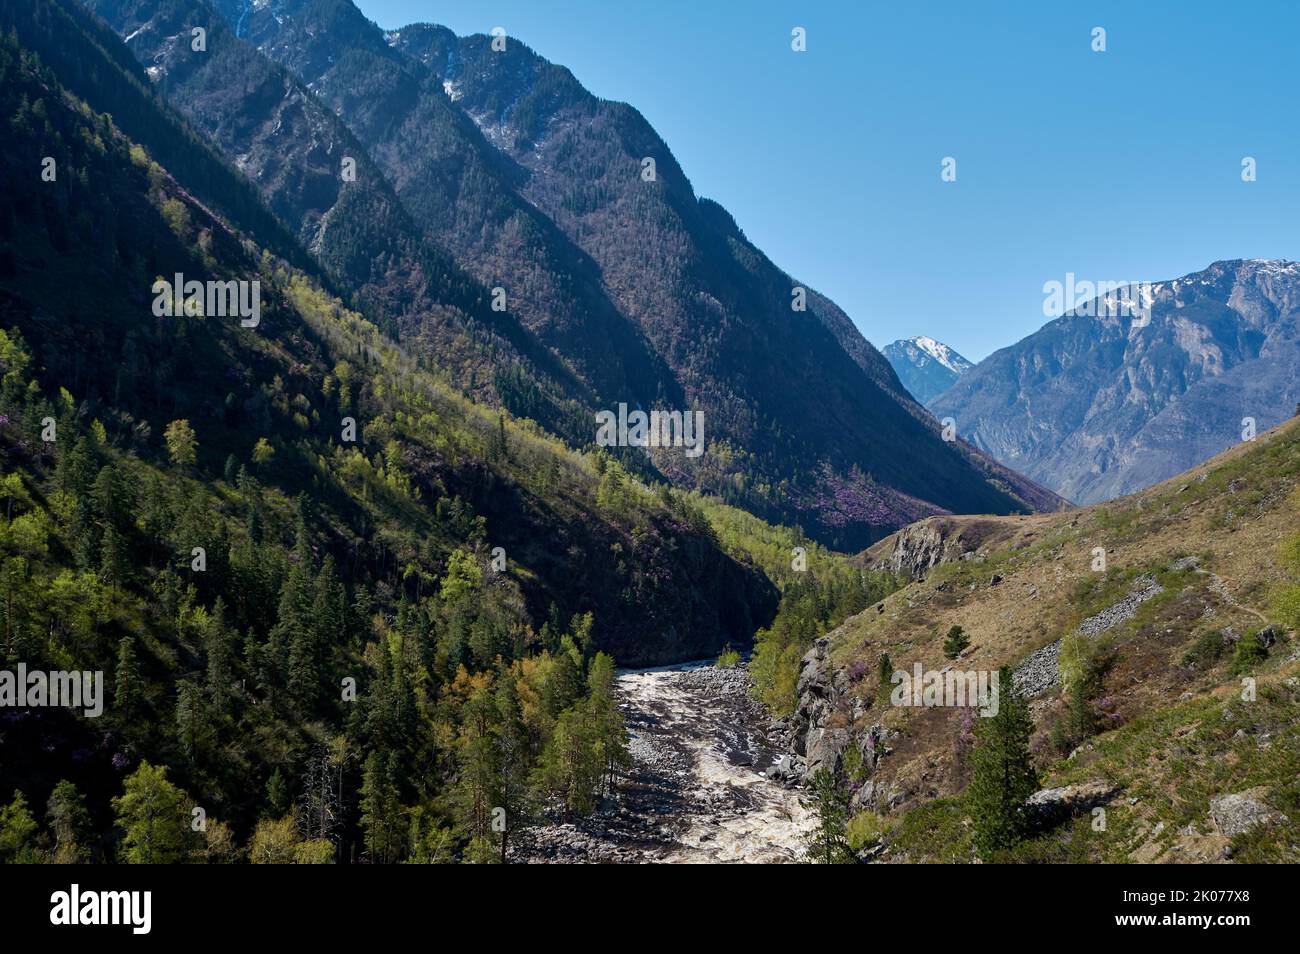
[359,751,404,863]
[968,667,1039,859]
[803,769,854,864]
[114,635,142,718]
[943,625,970,660]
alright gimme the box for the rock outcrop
[779,637,895,803]
[866,516,1009,580]
[1026,780,1121,827]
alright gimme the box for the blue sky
[358,0,1299,362]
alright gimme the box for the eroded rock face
[872,517,1010,580]
[791,638,837,760]
[783,637,897,804]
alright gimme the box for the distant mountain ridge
[883,336,973,403]
[929,259,1300,504]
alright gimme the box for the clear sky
[356,0,1299,362]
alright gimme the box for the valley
[0,0,1296,873]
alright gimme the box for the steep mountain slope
[780,415,1300,862]
[883,336,973,403]
[0,0,787,668]
[78,0,616,444]
[12,12,968,862]
[930,260,1300,504]
[101,0,1055,551]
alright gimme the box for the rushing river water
[517,661,814,863]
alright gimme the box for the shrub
[846,811,887,852]
[1228,630,1269,675]
[716,644,741,668]
[1181,628,1228,669]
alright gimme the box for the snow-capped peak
[903,336,972,375]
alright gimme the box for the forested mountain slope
[85,0,1060,550]
[1,17,892,862]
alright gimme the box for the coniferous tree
[493,674,534,863]
[264,768,291,820]
[543,636,583,718]
[452,681,500,859]
[114,635,142,718]
[586,652,628,793]
[803,769,854,864]
[359,751,404,863]
[877,651,894,704]
[943,625,970,660]
[968,667,1038,859]
[204,597,235,710]
[175,679,209,764]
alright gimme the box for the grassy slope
[830,417,1300,862]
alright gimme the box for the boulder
[806,727,850,777]
[1210,789,1287,839]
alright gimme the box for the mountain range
[2,0,1297,869]
[930,259,1300,504]
[80,0,1060,550]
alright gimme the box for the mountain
[929,259,1300,505]
[883,336,973,403]
[82,0,1059,550]
[773,414,1300,862]
[75,0,618,448]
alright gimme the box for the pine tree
[535,705,602,820]
[494,674,534,863]
[543,636,583,718]
[803,769,854,864]
[968,667,1039,859]
[943,625,970,660]
[452,682,500,859]
[586,652,628,793]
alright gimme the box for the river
[516,661,815,863]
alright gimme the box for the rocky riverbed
[515,661,815,863]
